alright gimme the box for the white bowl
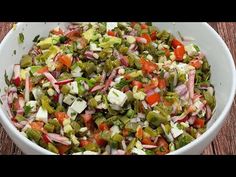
[0,22,235,155]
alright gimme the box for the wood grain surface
[0,22,235,155]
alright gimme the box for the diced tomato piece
[171,38,183,48]
[58,54,72,68]
[107,30,117,36]
[55,112,69,125]
[194,118,205,128]
[141,33,152,44]
[94,132,107,146]
[141,23,148,29]
[131,80,143,89]
[37,66,49,74]
[135,126,143,139]
[57,144,70,155]
[150,31,157,41]
[80,140,90,147]
[155,137,169,155]
[146,93,161,106]
[158,78,166,89]
[174,45,185,61]
[30,121,45,132]
[98,123,109,131]
[189,59,202,69]
[42,134,51,144]
[140,57,158,74]
[142,137,155,145]
[163,48,170,57]
[144,78,159,92]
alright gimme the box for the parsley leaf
[24,105,32,115]
[18,33,24,44]
[115,79,130,90]
[33,35,40,42]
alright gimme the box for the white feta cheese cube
[118,68,125,75]
[131,148,146,155]
[93,53,99,59]
[106,22,117,31]
[63,118,71,126]
[170,122,183,138]
[79,127,88,133]
[94,95,102,102]
[42,82,51,88]
[47,88,55,96]
[110,125,120,137]
[26,101,37,112]
[63,94,76,105]
[67,107,78,120]
[161,124,174,142]
[67,81,78,95]
[36,107,48,123]
[70,98,87,113]
[135,140,143,150]
[107,88,127,107]
[71,66,83,77]
[83,151,99,155]
[32,87,43,100]
[90,43,102,51]
[146,54,153,60]
[185,44,198,56]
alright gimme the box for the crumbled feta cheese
[90,43,102,51]
[70,98,87,113]
[161,124,174,142]
[42,82,51,88]
[169,52,176,60]
[67,81,79,95]
[135,140,143,149]
[63,94,76,105]
[94,95,102,102]
[83,151,99,155]
[32,87,43,100]
[114,76,124,83]
[110,125,120,137]
[146,54,153,60]
[80,127,88,133]
[71,66,83,77]
[170,122,183,138]
[92,53,99,59]
[118,68,125,75]
[107,88,127,107]
[67,107,78,120]
[185,44,198,56]
[47,88,55,96]
[26,101,37,112]
[36,107,48,123]
[131,148,146,155]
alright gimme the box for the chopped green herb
[24,105,32,115]
[33,35,40,42]
[4,71,10,86]
[18,33,24,44]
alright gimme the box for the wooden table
[0,22,235,155]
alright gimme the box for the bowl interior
[0,22,235,154]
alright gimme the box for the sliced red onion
[25,74,30,102]
[47,133,71,145]
[137,113,145,119]
[188,69,195,100]
[146,89,155,97]
[207,87,214,96]
[128,29,138,36]
[111,149,125,155]
[8,86,17,93]
[128,44,136,52]
[130,117,141,123]
[43,72,60,93]
[82,81,89,90]
[142,144,158,149]
[142,101,150,110]
[101,68,118,92]
[7,92,14,104]
[12,121,24,129]
[101,70,106,83]
[136,37,147,44]
[84,50,95,59]
[113,49,122,60]
[85,110,95,115]
[121,140,127,150]
[171,104,177,114]
[180,91,190,101]
[55,79,74,85]
[53,52,61,61]
[1,94,13,118]
[153,136,159,144]
[164,72,170,79]
[120,56,129,67]
[171,112,188,123]
[16,109,24,115]
[188,116,197,125]
[51,70,60,79]
[192,94,202,102]
[175,84,188,96]
[58,93,63,105]
[90,84,104,92]
[206,104,212,120]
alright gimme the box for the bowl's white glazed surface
[0,22,235,155]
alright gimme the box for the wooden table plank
[0,22,235,155]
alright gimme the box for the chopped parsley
[18,33,24,44]
[24,105,32,116]
[33,35,40,42]
[4,71,10,86]
[115,79,130,90]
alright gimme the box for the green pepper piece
[95,117,106,126]
[88,98,98,108]
[26,128,42,143]
[175,132,195,149]
[15,114,25,122]
[44,123,55,133]
[48,143,59,154]
[144,126,158,137]
[120,116,130,124]
[126,109,135,118]
[146,111,168,127]
[125,122,138,132]
[203,91,216,110]
[41,95,55,114]
[126,138,137,152]
[20,55,32,68]
[112,133,124,142]
[71,121,81,134]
